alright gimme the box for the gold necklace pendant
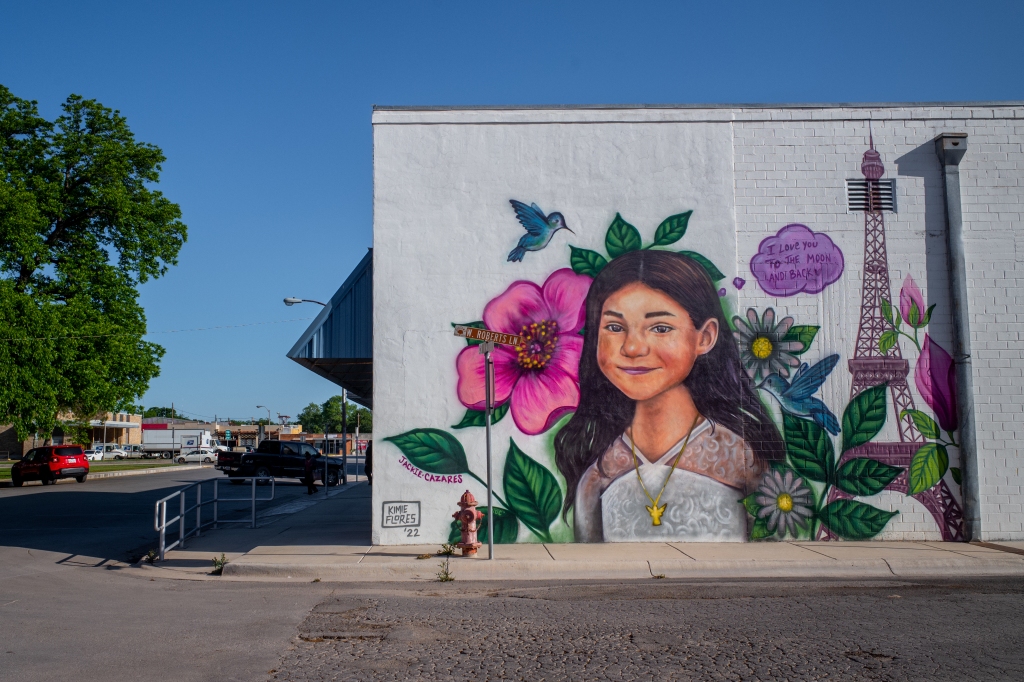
[630,414,701,528]
[646,503,667,526]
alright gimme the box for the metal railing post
[159,502,167,561]
[251,476,256,529]
[196,483,202,537]
[179,491,186,549]
[213,478,219,529]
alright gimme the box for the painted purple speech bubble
[750,224,844,296]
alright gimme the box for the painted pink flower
[900,275,927,328]
[456,268,591,435]
[915,334,958,433]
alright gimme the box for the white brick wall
[373,103,1024,543]
[730,105,1024,540]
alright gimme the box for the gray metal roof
[287,249,373,408]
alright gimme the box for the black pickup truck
[216,439,343,486]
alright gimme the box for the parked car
[90,444,129,460]
[216,440,342,486]
[11,445,89,486]
[176,448,218,464]
[83,449,104,462]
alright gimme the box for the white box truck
[142,428,224,458]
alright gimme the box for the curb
[0,464,210,487]
[221,555,1024,582]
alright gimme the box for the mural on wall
[506,200,574,263]
[750,223,845,296]
[384,137,965,544]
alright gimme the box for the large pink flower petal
[509,365,581,435]
[456,345,520,410]
[900,275,925,326]
[547,333,583,383]
[915,334,958,432]
[541,268,592,333]
[482,280,546,335]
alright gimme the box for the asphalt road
[3,466,1023,681]
[0,467,335,682]
[272,578,1024,681]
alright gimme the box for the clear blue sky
[2,1,1021,423]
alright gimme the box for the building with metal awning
[286,249,373,408]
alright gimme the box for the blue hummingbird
[507,200,573,262]
[757,354,841,435]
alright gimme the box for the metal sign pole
[481,341,495,561]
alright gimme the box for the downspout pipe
[935,133,980,541]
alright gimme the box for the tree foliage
[297,396,372,434]
[0,85,186,440]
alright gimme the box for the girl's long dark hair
[554,250,784,517]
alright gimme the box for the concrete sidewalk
[143,481,1024,582]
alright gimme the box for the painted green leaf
[502,438,562,541]
[841,384,888,453]
[908,442,949,495]
[383,429,469,475]
[782,325,820,355]
[879,330,898,355]
[605,213,642,258]
[569,245,608,277]
[880,298,894,326]
[451,321,486,346]
[908,300,921,327]
[900,409,940,440]
[451,402,510,429]
[922,303,936,327]
[951,467,962,485]
[678,251,726,282]
[450,507,520,544]
[819,499,898,540]
[835,457,903,496]
[740,492,761,517]
[750,517,774,540]
[652,211,692,247]
[784,413,834,484]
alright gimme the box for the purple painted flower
[915,334,958,432]
[733,277,746,290]
[900,275,927,328]
[718,288,727,297]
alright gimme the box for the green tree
[298,396,371,433]
[0,85,186,440]
[296,402,325,433]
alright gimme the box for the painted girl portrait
[555,250,785,542]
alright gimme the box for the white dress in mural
[574,420,762,543]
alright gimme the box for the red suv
[11,445,90,487]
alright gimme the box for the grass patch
[0,460,188,480]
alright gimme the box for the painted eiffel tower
[820,130,964,541]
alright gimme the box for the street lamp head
[284,297,301,306]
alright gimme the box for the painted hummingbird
[757,354,841,435]
[507,200,573,262]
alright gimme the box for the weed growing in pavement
[416,554,433,560]
[436,556,454,582]
[145,550,157,565]
[312,578,321,583]
[211,553,228,575]
[437,543,456,556]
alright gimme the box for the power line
[0,316,316,341]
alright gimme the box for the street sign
[453,325,523,347]
[225,430,231,439]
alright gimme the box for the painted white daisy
[733,308,802,382]
[755,469,813,538]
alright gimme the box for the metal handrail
[153,476,275,561]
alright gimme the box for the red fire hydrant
[452,490,484,557]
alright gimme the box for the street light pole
[256,405,271,442]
